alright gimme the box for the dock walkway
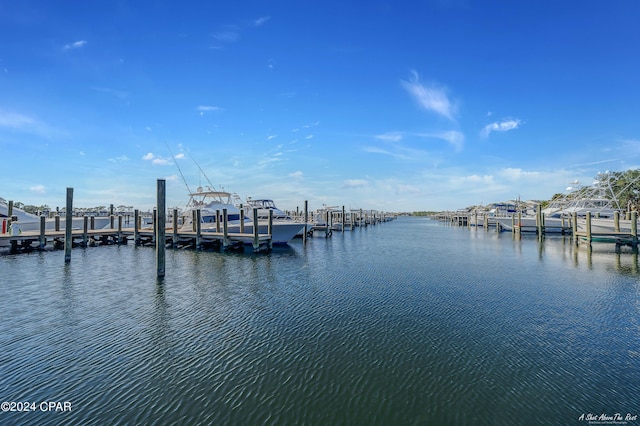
[0,226,273,253]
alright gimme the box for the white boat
[0,197,112,234]
[550,174,624,219]
[245,197,311,237]
[555,198,619,218]
[492,215,567,233]
[575,217,635,234]
[245,198,290,220]
[542,199,568,218]
[180,188,304,245]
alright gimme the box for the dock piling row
[437,209,639,251]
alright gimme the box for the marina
[0,185,395,257]
[3,2,639,423]
[1,216,638,425]
[436,209,640,252]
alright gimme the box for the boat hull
[201,221,305,245]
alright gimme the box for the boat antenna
[185,148,217,191]
[164,141,192,194]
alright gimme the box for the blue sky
[2,1,640,212]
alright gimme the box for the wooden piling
[83,216,89,246]
[64,187,73,263]
[614,211,620,233]
[152,209,157,243]
[39,216,46,249]
[572,212,578,245]
[632,211,638,241]
[268,209,273,249]
[303,200,308,244]
[341,206,345,232]
[253,208,259,250]
[173,208,178,248]
[196,209,202,250]
[118,215,123,243]
[585,212,592,245]
[536,207,544,236]
[134,209,140,244]
[222,208,229,249]
[156,179,166,278]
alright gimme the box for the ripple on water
[1,219,639,424]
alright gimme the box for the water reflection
[483,228,640,276]
[1,218,639,424]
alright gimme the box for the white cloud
[415,130,464,151]
[343,179,369,188]
[401,70,455,121]
[375,132,403,142]
[481,119,521,138]
[289,171,304,179]
[395,184,420,194]
[152,158,172,166]
[254,16,271,26]
[196,105,223,112]
[210,27,241,49]
[363,145,418,161]
[436,130,464,151]
[267,134,277,140]
[213,31,238,43]
[497,167,541,181]
[142,152,172,165]
[29,184,46,194]
[0,109,61,138]
[63,40,87,50]
[364,146,392,155]
[619,139,640,156]
[108,155,130,163]
[0,111,35,128]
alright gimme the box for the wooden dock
[573,211,638,251]
[0,226,273,254]
[434,209,640,251]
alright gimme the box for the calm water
[1,217,639,425]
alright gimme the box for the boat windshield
[248,199,277,209]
